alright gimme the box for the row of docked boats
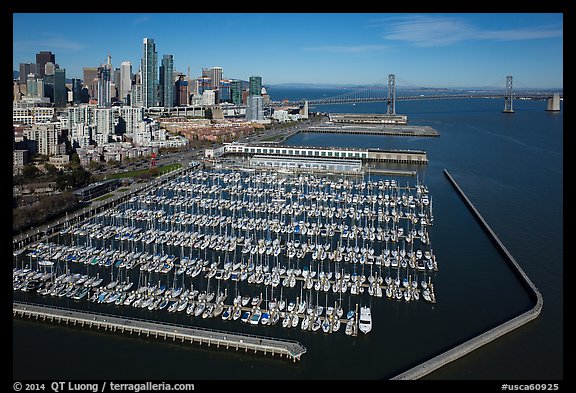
[22,240,437,303]
[14,170,439,340]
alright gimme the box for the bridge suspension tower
[503,75,514,113]
[387,74,396,115]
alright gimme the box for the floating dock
[13,301,307,362]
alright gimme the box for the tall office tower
[97,65,111,108]
[211,67,223,91]
[209,67,223,103]
[159,54,174,108]
[249,76,262,96]
[201,68,211,87]
[36,51,55,78]
[202,67,223,92]
[113,68,121,99]
[83,67,99,99]
[230,79,243,105]
[141,38,158,108]
[175,75,188,106]
[19,63,38,84]
[196,76,211,96]
[26,74,39,97]
[246,95,264,121]
[53,69,66,107]
[44,62,56,76]
[44,71,55,103]
[131,71,144,108]
[120,61,132,104]
[219,79,231,103]
[72,78,83,104]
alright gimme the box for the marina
[13,169,438,356]
[12,97,559,380]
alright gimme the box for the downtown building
[249,76,262,96]
[246,95,264,121]
[24,122,64,156]
[35,51,55,78]
[159,54,174,108]
[120,61,132,104]
[141,38,158,108]
[97,65,112,108]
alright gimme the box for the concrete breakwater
[390,169,543,380]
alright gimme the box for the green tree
[148,167,159,177]
[22,164,40,180]
[71,168,91,188]
[70,152,81,169]
[88,160,102,171]
[44,162,59,177]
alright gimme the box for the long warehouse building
[206,142,427,164]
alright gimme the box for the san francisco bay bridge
[269,75,562,113]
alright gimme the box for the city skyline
[13,13,563,89]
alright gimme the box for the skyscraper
[131,72,144,108]
[196,77,211,96]
[249,76,262,96]
[53,69,66,107]
[120,61,132,104]
[36,51,55,78]
[113,68,121,99]
[19,63,38,84]
[83,67,99,99]
[230,79,243,106]
[159,54,174,108]
[44,62,56,76]
[72,78,82,104]
[97,65,111,108]
[246,95,264,121]
[175,75,188,106]
[219,79,231,103]
[141,38,158,108]
[26,74,39,97]
[202,67,223,93]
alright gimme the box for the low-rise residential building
[48,154,70,170]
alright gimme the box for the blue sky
[13,13,563,88]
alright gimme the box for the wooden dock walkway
[13,301,307,362]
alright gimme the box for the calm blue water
[13,88,562,380]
